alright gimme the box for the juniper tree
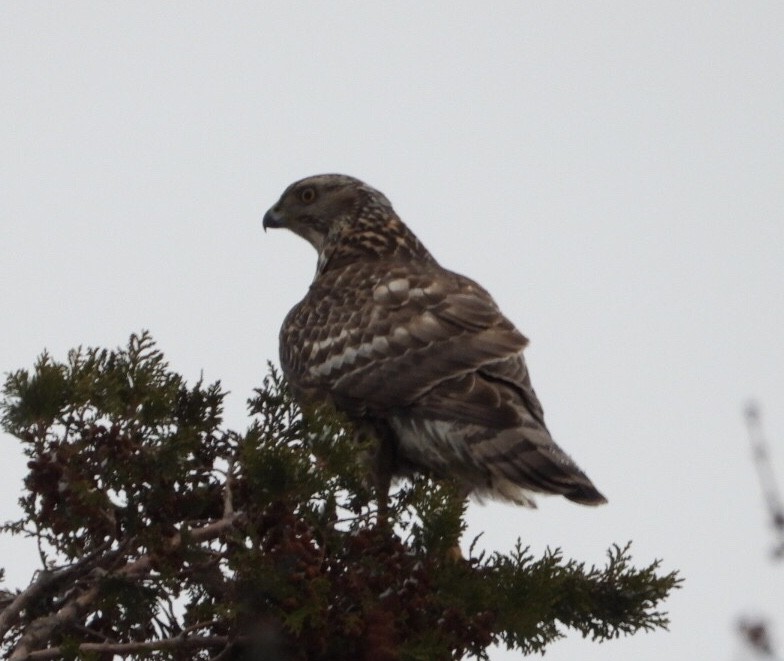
[0,332,680,660]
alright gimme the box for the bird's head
[263,174,434,272]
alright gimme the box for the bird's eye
[299,187,316,204]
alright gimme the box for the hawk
[263,174,606,509]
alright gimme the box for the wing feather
[281,261,527,414]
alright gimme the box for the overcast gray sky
[2,3,783,659]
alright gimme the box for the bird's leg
[372,443,394,525]
[445,485,471,562]
[354,422,394,525]
[370,425,398,526]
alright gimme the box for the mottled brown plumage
[263,174,606,508]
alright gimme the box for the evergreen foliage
[0,332,680,659]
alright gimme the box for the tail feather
[389,414,606,507]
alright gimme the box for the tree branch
[0,541,114,639]
[25,634,229,659]
[8,513,244,660]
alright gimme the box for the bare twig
[744,402,784,559]
[737,617,776,658]
[223,459,235,518]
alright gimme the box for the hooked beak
[262,207,284,232]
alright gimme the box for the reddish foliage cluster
[229,504,496,661]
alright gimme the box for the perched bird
[263,174,606,509]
